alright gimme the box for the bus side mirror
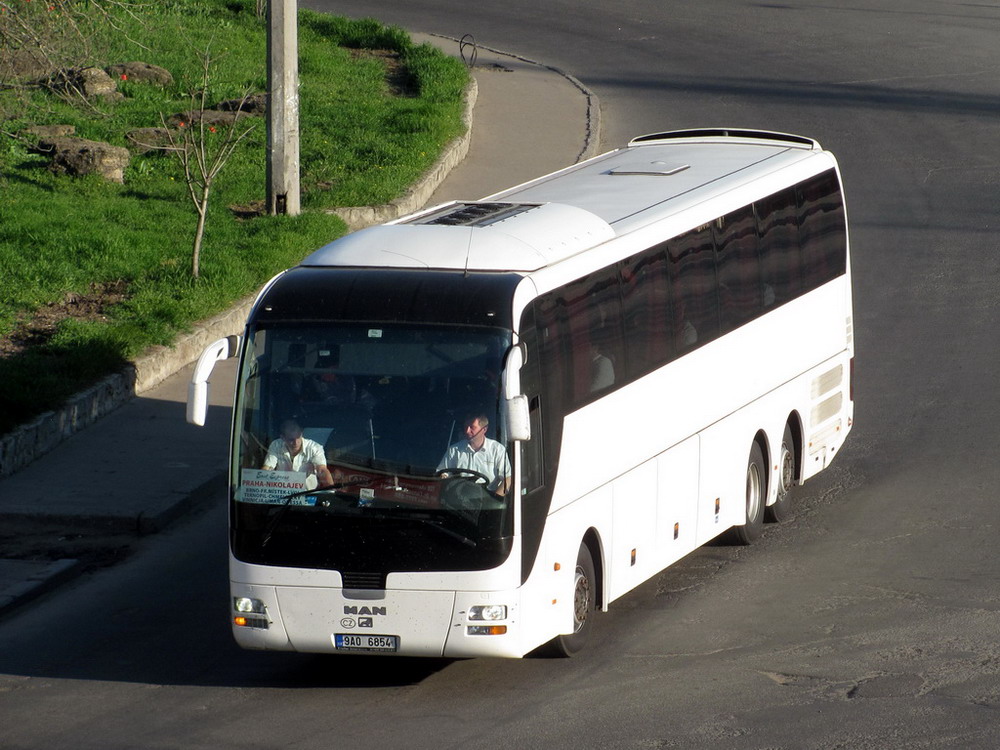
[506,394,531,442]
[502,343,525,400]
[502,343,530,440]
[186,335,240,426]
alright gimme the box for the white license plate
[334,633,399,652]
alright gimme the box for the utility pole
[266,0,300,215]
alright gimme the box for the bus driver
[261,418,334,489]
[437,414,512,496]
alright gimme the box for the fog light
[469,604,507,621]
[234,597,265,614]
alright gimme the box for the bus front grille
[341,571,386,590]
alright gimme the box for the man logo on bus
[344,606,387,616]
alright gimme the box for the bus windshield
[230,321,515,575]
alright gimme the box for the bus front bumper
[230,583,524,659]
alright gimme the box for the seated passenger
[436,414,512,496]
[306,371,356,405]
[590,343,615,392]
[262,418,334,489]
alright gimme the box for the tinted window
[714,205,762,332]
[668,225,719,353]
[797,170,847,289]
[533,293,569,421]
[621,246,673,380]
[757,187,801,308]
[525,170,847,420]
[516,309,545,494]
[559,269,623,403]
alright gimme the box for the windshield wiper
[261,479,374,548]
[407,514,477,548]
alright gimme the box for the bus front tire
[544,543,596,657]
[726,442,766,545]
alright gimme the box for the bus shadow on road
[224,651,457,689]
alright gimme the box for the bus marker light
[468,625,507,636]
[554,562,561,571]
[234,616,269,629]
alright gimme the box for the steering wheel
[442,467,491,485]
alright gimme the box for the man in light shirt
[262,418,334,489]
[437,414,512,496]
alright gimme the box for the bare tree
[159,48,256,279]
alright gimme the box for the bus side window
[668,224,719,354]
[621,246,673,380]
[521,395,544,493]
[518,310,545,494]
[756,187,801,307]
[714,205,762,333]
[534,294,568,422]
[797,170,847,289]
[559,269,624,404]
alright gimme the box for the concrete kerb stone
[0,295,258,479]
[0,76,480,479]
[0,559,82,615]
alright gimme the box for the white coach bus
[188,129,854,658]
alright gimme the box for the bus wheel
[766,425,796,523]
[547,544,597,657]
[727,442,765,545]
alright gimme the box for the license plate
[334,633,399,652]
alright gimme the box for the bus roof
[302,129,830,274]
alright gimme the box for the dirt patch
[0,279,130,358]
[348,48,418,97]
[229,199,267,220]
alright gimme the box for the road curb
[430,34,602,164]
[0,558,82,619]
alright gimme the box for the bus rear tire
[765,425,796,523]
[725,441,766,545]
[544,543,596,657]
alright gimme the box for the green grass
[0,0,468,436]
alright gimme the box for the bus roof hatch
[302,201,615,272]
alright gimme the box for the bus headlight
[233,597,269,629]
[469,604,507,621]
[234,597,266,614]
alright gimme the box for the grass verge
[0,0,468,437]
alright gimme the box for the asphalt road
[4,2,1000,748]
